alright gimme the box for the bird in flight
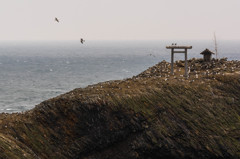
[55,17,59,23]
[149,53,156,57]
[80,38,85,44]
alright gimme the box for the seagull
[55,17,59,23]
[149,54,156,57]
[80,38,85,44]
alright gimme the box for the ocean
[0,40,239,113]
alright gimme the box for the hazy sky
[1,0,240,41]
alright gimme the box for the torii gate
[166,45,192,77]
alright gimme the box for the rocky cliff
[0,59,240,159]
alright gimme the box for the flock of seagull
[55,17,85,44]
[135,58,240,84]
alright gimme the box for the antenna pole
[214,32,218,59]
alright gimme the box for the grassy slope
[0,63,239,158]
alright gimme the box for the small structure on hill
[166,45,192,77]
[200,49,215,62]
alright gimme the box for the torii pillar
[166,45,192,77]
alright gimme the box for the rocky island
[0,58,240,159]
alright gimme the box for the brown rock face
[0,59,240,159]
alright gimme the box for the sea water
[0,40,239,113]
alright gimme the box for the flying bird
[149,54,156,57]
[80,38,85,44]
[55,17,59,23]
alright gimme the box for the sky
[0,0,240,41]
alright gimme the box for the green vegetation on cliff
[0,59,240,159]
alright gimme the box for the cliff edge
[0,58,240,159]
